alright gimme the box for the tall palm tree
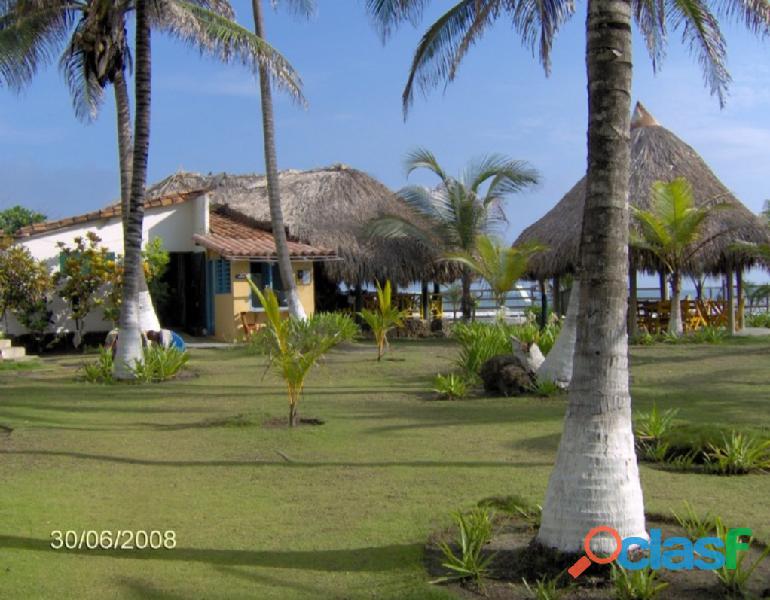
[367,148,539,320]
[250,0,314,319]
[1,0,304,376]
[445,234,542,320]
[632,178,728,335]
[366,0,770,553]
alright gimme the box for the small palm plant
[631,178,730,335]
[445,235,543,321]
[359,280,408,361]
[249,284,357,427]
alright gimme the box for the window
[214,259,231,294]
[249,262,287,309]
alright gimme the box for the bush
[131,346,189,383]
[531,379,562,397]
[433,507,496,585]
[80,348,115,384]
[634,404,678,440]
[432,373,468,400]
[522,574,571,599]
[747,312,770,328]
[705,431,770,475]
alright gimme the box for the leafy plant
[638,440,670,463]
[630,331,658,346]
[131,346,189,383]
[359,280,407,361]
[713,517,770,597]
[611,564,669,600]
[433,507,496,585]
[522,574,571,599]
[747,312,770,328]
[691,325,727,344]
[249,284,358,427]
[705,431,770,475]
[532,379,561,397]
[671,501,717,540]
[433,373,468,400]
[81,347,115,384]
[634,404,679,440]
[0,245,53,345]
[665,449,700,471]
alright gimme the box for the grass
[0,337,769,598]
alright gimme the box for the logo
[568,525,752,578]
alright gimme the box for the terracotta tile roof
[14,190,204,239]
[193,208,337,260]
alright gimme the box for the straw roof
[148,164,452,286]
[515,103,769,279]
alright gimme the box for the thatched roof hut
[515,103,769,279]
[148,164,452,286]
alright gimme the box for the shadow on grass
[0,534,419,572]
[0,449,550,469]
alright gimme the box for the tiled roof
[192,208,337,260]
[14,191,204,239]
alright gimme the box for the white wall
[5,194,208,337]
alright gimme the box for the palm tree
[445,234,542,320]
[250,0,314,319]
[631,178,727,335]
[367,148,539,320]
[366,0,769,553]
[1,0,304,377]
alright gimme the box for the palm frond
[404,147,449,182]
[505,0,575,75]
[59,37,106,121]
[632,0,667,71]
[268,0,316,18]
[365,0,430,40]
[153,0,305,104]
[365,215,438,247]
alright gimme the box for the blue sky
[2,0,769,259]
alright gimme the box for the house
[10,192,337,342]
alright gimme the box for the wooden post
[552,276,561,316]
[354,283,363,323]
[628,260,638,338]
[736,270,744,330]
[539,279,548,330]
[659,271,668,301]
[726,269,735,335]
[421,280,429,320]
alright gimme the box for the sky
[2,1,769,286]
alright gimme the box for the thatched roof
[515,103,769,279]
[148,164,452,286]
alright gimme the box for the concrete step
[0,339,11,349]
[0,346,26,360]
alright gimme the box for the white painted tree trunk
[137,273,161,331]
[668,273,683,335]
[114,296,144,379]
[287,287,307,320]
[537,281,580,389]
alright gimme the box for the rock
[479,354,535,396]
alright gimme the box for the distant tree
[0,205,46,234]
[359,280,408,361]
[0,245,53,342]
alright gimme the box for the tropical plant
[713,517,770,597]
[443,283,462,321]
[54,232,112,348]
[705,431,770,475]
[130,345,189,382]
[631,178,728,335]
[249,284,357,427]
[671,501,718,540]
[532,379,561,398]
[0,245,53,342]
[251,0,312,319]
[81,347,115,384]
[359,280,407,361]
[522,574,571,600]
[0,0,304,377]
[452,322,511,379]
[611,564,669,600]
[444,234,543,320]
[634,404,679,440]
[366,0,770,553]
[366,148,538,320]
[433,507,495,585]
[432,373,467,400]
[747,312,770,328]
[0,205,46,234]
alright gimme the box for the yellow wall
[210,254,317,342]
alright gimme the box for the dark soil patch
[261,417,325,429]
[425,515,770,599]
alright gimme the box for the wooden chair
[681,299,707,332]
[240,312,264,338]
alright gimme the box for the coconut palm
[1,0,304,377]
[367,148,539,320]
[250,0,314,319]
[631,178,728,335]
[358,279,408,360]
[366,0,770,553]
[445,235,543,320]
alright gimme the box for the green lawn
[1,337,769,599]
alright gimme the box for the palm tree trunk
[537,0,646,553]
[538,279,580,389]
[114,0,151,380]
[726,268,735,334]
[460,267,472,321]
[628,257,638,337]
[113,69,160,333]
[251,0,305,320]
[669,271,683,334]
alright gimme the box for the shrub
[747,312,770,328]
[131,346,189,383]
[81,348,115,384]
[705,431,770,475]
[433,507,496,585]
[531,379,562,397]
[671,501,718,540]
[634,404,678,440]
[359,280,407,361]
[611,564,669,600]
[713,517,770,596]
[690,325,727,344]
[432,373,468,400]
[630,331,657,346]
